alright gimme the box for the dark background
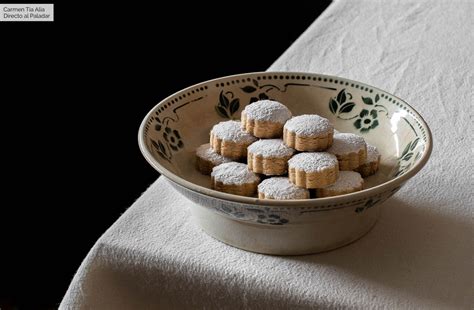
[1,2,331,308]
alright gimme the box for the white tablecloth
[61,0,473,309]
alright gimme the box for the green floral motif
[354,109,379,132]
[151,139,169,162]
[329,90,387,134]
[328,89,356,116]
[163,127,184,151]
[240,78,274,105]
[150,117,183,163]
[249,92,269,103]
[215,79,277,119]
[395,138,420,177]
[215,205,289,225]
[215,91,240,119]
[257,213,289,225]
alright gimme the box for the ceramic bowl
[138,72,432,255]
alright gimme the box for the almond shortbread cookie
[316,171,364,197]
[241,100,292,138]
[328,133,367,170]
[210,120,257,160]
[283,114,334,151]
[211,162,260,196]
[258,177,309,200]
[288,152,339,188]
[247,139,295,175]
[355,144,381,177]
[195,143,232,175]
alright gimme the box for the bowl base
[190,203,380,256]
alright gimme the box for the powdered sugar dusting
[365,144,380,163]
[196,143,232,165]
[243,100,292,124]
[322,171,363,191]
[288,152,338,172]
[284,114,333,136]
[211,162,260,185]
[211,120,257,143]
[248,139,295,157]
[328,133,366,155]
[258,177,309,199]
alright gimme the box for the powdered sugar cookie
[328,133,367,170]
[247,139,295,175]
[210,120,257,160]
[316,171,364,197]
[355,144,381,177]
[211,162,260,196]
[288,152,339,188]
[195,143,233,175]
[241,100,292,138]
[258,177,309,200]
[283,114,334,151]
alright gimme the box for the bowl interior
[140,72,430,201]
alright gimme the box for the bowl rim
[138,71,433,207]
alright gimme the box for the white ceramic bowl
[138,72,432,255]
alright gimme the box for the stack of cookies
[195,100,381,200]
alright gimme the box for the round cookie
[195,143,233,175]
[288,152,339,188]
[283,114,334,151]
[211,162,260,196]
[258,177,309,200]
[316,171,364,197]
[355,144,381,177]
[247,139,295,175]
[241,100,292,138]
[210,120,257,160]
[328,133,367,170]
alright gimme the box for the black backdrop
[1,2,331,308]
